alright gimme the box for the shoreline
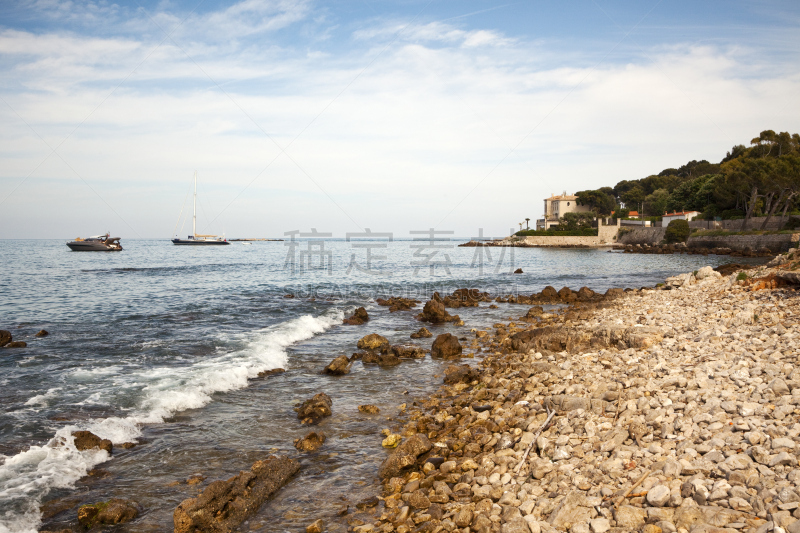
[350,251,800,533]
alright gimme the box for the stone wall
[687,233,799,253]
[517,235,612,247]
[689,216,795,231]
[617,227,666,245]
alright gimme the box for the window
[567,202,570,206]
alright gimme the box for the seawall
[687,233,799,253]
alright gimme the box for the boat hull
[67,242,123,251]
[171,239,229,245]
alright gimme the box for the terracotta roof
[547,194,578,200]
[663,211,700,217]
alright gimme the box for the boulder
[576,287,596,300]
[35,329,49,337]
[174,456,300,533]
[343,307,369,325]
[296,393,333,424]
[558,287,577,302]
[514,268,523,274]
[378,434,432,479]
[375,297,419,312]
[72,431,112,454]
[540,286,559,300]
[391,345,425,358]
[78,499,138,528]
[418,295,460,324]
[358,404,380,414]
[604,288,625,298]
[377,353,401,366]
[696,266,722,280]
[5,341,27,348]
[524,306,544,319]
[0,330,11,347]
[357,334,389,351]
[306,519,324,533]
[294,431,326,452]
[443,364,479,385]
[323,355,351,375]
[614,505,647,529]
[410,327,433,339]
[431,334,462,360]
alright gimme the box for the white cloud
[1,5,799,238]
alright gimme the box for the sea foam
[0,310,343,533]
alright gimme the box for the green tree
[644,188,670,216]
[664,219,690,243]
[576,189,615,215]
[560,212,595,231]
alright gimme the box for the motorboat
[67,233,123,251]
[171,172,230,246]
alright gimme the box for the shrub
[664,219,690,243]
[736,272,748,281]
[784,217,800,230]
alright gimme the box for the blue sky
[1,0,799,238]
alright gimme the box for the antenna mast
[193,171,197,237]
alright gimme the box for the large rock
[418,294,460,324]
[614,505,647,529]
[548,492,601,529]
[696,266,722,280]
[378,434,432,479]
[294,431,326,452]
[391,345,425,359]
[343,307,369,325]
[296,393,333,424]
[431,334,462,360]
[78,499,138,528]
[72,431,112,454]
[410,327,432,339]
[0,330,11,347]
[174,456,300,533]
[357,334,389,351]
[443,364,479,385]
[323,355,351,375]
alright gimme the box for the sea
[0,238,764,533]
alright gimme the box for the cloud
[353,20,514,48]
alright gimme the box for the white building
[662,211,701,225]
[536,192,594,230]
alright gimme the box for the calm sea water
[0,239,763,533]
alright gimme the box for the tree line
[574,130,800,230]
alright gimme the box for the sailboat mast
[193,171,197,237]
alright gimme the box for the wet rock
[72,431,112,455]
[524,306,544,319]
[410,327,433,339]
[323,355,351,375]
[443,364,479,385]
[296,393,333,424]
[358,405,380,414]
[343,307,369,325]
[391,345,425,359]
[378,434,432,479]
[306,518,324,533]
[418,294,460,324]
[378,353,401,366]
[0,330,11,347]
[5,341,26,348]
[382,434,401,448]
[78,499,138,528]
[431,334,462,359]
[357,334,389,351]
[376,297,419,312]
[540,286,559,300]
[294,431,326,452]
[174,455,300,533]
[257,368,285,378]
[35,329,49,337]
[186,474,205,485]
[514,268,523,274]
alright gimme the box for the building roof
[546,193,578,201]
[627,211,640,217]
[663,211,701,217]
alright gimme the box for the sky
[1,0,799,239]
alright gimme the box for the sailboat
[171,172,230,245]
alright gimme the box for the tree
[665,219,690,243]
[560,212,594,231]
[576,189,615,216]
[721,156,773,230]
[525,218,530,230]
[620,186,646,209]
[644,188,670,217]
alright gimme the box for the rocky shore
[615,242,776,258]
[350,250,800,533]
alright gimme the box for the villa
[536,192,594,230]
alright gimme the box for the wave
[0,310,344,533]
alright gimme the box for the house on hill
[663,211,701,225]
[537,192,594,230]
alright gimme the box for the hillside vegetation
[574,130,800,231]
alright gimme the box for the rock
[408,490,431,509]
[418,294,460,324]
[696,266,722,280]
[590,518,610,533]
[294,431,326,452]
[323,355,351,375]
[454,507,473,528]
[257,368,285,378]
[358,404,380,414]
[357,334,389,351]
[35,329,49,337]
[558,287,576,302]
[306,518,324,533]
[771,451,797,467]
[296,393,333,424]
[391,345,425,358]
[604,288,625,298]
[382,434,402,448]
[174,456,300,533]
[0,330,11,347]
[524,306,544,319]
[548,492,601,529]
[378,434,432,479]
[72,431,112,455]
[343,307,369,325]
[770,378,791,396]
[410,327,433,339]
[502,517,530,533]
[647,485,671,507]
[5,341,26,348]
[431,334,462,359]
[376,297,419,312]
[378,353,401,366]
[540,286,559,300]
[77,499,138,528]
[614,505,647,529]
[443,364,479,385]
[514,268,524,274]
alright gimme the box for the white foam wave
[23,388,61,407]
[0,310,344,533]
